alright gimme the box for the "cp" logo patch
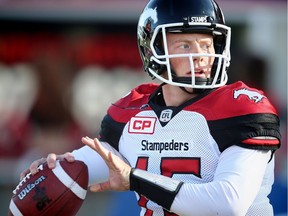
[128,117,156,134]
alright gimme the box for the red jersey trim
[242,138,280,146]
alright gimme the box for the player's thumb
[90,182,110,192]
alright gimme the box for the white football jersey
[95,81,281,215]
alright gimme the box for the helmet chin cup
[138,0,231,89]
[173,76,213,86]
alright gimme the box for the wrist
[129,168,183,211]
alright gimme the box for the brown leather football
[8,159,88,216]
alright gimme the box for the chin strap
[172,75,212,94]
[179,86,208,94]
[179,86,194,94]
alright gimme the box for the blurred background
[0,0,286,215]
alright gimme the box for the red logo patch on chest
[128,117,156,134]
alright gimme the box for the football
[8,159,88,216]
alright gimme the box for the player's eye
[179,43,190,49]
[202,44,212,51]
[199,39,213,52]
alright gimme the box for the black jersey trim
[98,114,126,151]
[208,113,281,152]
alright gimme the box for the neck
[162,84,198,106]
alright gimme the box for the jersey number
[135,157,201,216]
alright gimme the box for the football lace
[13,164,44,195]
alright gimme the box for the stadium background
[0,0,286,215]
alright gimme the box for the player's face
[166,33,215,79]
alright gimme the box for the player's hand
[20,152,75,180]
[81,136,131,192]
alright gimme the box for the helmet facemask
[148,22,231,89]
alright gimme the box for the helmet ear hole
[154,33,164,55]
[213,34,226,54]
[148,60,167,76]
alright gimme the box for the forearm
[130,146,271,215]
[72,146,109,186]
[171,180,244,216]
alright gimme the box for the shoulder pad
[107,83,158,123]
[196,81,278,121]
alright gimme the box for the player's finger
[81,136,97,151]
[108,151,119,171]
[93,138,109,157]
[47,153,58,169]
[81,136,91,147]
[20,168,30,180]
[82,137,115,166]
[89,184,101,192]
[90,182,111,192]
[95,140,120,171]
[92,138,114,166]
[46,152,75,169]
[82,136,118,171]
[82,137,108,159]
[63,152,75,162]
[29,157,46,175]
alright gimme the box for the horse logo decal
[233,88,266,103]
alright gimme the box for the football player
[24,0,281,215]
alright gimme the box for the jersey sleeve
[98,114,126,151]
[171,146,272,215]
[208,113,281,152]
[72,145,109,186]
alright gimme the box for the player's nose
[191,44,204,62]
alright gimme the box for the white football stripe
[52,160,87,200]
[9,199,23,216]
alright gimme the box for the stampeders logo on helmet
[190,16,208,23]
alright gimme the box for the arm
[24,139,126,188]
[171,146,271,216]
[72,144,108,186]
[82,137,272,216]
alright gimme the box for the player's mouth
[187,69,206,78]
